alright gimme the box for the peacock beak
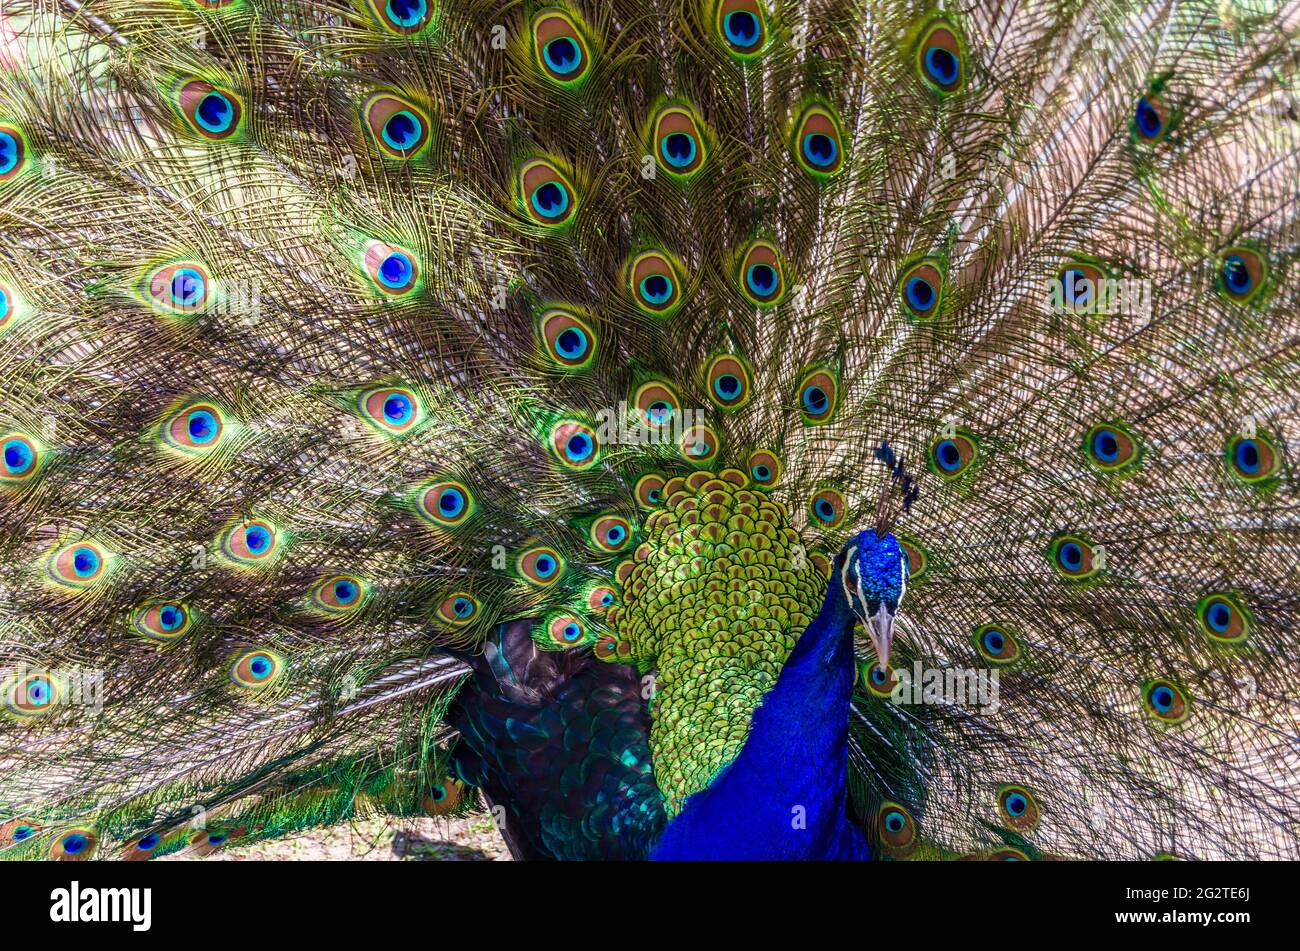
[867,604,894,671]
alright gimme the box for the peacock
[0,0,1297,863]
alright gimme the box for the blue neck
[651,573,871,860]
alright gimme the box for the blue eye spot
[1058,541,1083,570]
[1135,97,1162,138]
[556,328,587,358]
[535,555,555,576]
[196,92,234,133]
[378,252,413,289]
[334,580,358,603]
[905,276,935,311]
[723,11,759,47]
[1207,602,1231,632]
[1151,686,1174,712]
[601,592,614,606]
[563,623,581,640]
[171,268,205,308]
[746,263,777,297]
[924,47,958,86]
[245,526,270,554]
[1093,429,1120,463]
[1234,439,1260,474]
[566,433,590,461]
[1222,254,1252,295]
[137,832,160,850]
[639,274,672,305]
[208,833,226,845]
[386,0,426,28]
[72,547,99,577]
[752,464,770,481]
[661,132,697,169]
[815,499,835,521]
[188,410,217,443]
[159,606,183,630]
[802,385,828,414]
[383,394,412,423]
[249,655,272,679]
[531,181,570,219]
[714,374,741,399]
[438,488,465,517]
[802,133,837,168]
[13,825,35,841]
[453,597,473,618]
[28,680,48,703]
[62,834,88,855]
[0,131,19,175]
[1006,793,1027,816]
[1063,268,1092,306]
[382,111,422,151]
[983,630,1004,653]
[647,488,662,503]
[606,525,626,544]
[543,37,580,75]
[884,810,905,832]
[934,439,961,472]
[4,439,33,474]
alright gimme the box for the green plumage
[1,0,1297,861]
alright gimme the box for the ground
[163,813,511,861]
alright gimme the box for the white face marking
[841,543,870,619]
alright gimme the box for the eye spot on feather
[1142,679,1190,725]
[859,658,898,699]
[591,514,633,553]
[746,449,781,490]
[798,369,837,424]
[519,158,577,226]
[47,542,109,589]
[0,125,27,181]
[422,779,465,816]
[159,402,227,456]
[633,381,681,429]
[897,536,928,581]
[517,546,564,586]
[122,831,162,860]
[972,623,1020,665]
[898,260,943,320]
[1,433,41,482]
[549,419,600,469]
[1,818,41,845]
[1132,92,1170,144]
[364,93,430,158]
[436,592,480,626]
[222,520,279,564]
[706,355,752,409]
[133,601,193,642]
[792,105,844,177]
[809,488,845,528]
[148,262,212,316]
[1225,432,1280,484]
[876,801,918,856]
[914,20,966,95]
[679,424,719,464]
[533,10,591,84]
[313,575,369,615]
[1084,422,1140,472]
[928,431,978,478]
[587,586,617,613]
[49,828,97,861]
[1196,593,1250,645]
[715,0,767,57]
[653,105,707,177]
[363,242,420,295]
[988,848,1030,861]
[628,251,684,315]
[737,240,785,307]
[177,80,242,139]
[547,614,587,647]
[635,473,667,508]
[997,784,1040,831]
[539,308,596,369]
[417,480,474,528]
[358,385,420,434]
[369,0,432,35]
[230,649,284,690]
[1048,534,1100,581]
[3,670,64,718]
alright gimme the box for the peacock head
[840,530,908,670]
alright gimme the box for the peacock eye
[363,242,420,295]
[798,369,838,424]
[313,575,369,614]
[793,105,844,177]
[716,0,767,56]
[678,424,719,464]
[364,93,430,158]
[635,473,668,508]
[898,260,943,320]
[547,614,587,646]
[539,308,596,369]
[1216,247,1267,304]
[518,158,578,226]
[0,125,28,181]
[928,431,978,478]
[633,380,681,431]
[591,514,633,553]
[997,784,1040,831]
[1048,533,1100,580]
[1084,422,1140,472]
[222,520,279,564]
[628,251,684,314]
[972,623,1021,665]
[1225,432,1280,484]
[230,649,285,690]
[47,542,109,589]
[653,105,707,177]
[588,586,617,613]
[1142,678,1190,724]
[736,240,786,307]
[358,385,421,434]
[549,418,600,469]
[532,10,591,84]
[417,480,475,528]
[1053,259,1109,312]
[133,601,193,642]
[160,402,227,456]
[147,262,213,316]
[177,80,242,139]
[436,592,480,626]
[517,546,564,586]
[50,828,98,861]
[875,801,918,856]
[3,670,64,717]
[369,0,431,34]
[746,449,781,490]
[706,355,753,409]
[1132,92,1170,144]
[808,488,845,528]
[914,20,966,94]
[1,433,40,482]
[1196,593,1250,644]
